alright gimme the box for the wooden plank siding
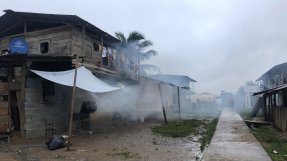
[272,106,287,131]
[1,25,106,68]
[0,26,73,56]
[0,82,10,133]
[0,82,9,91]
[71,28,102,65]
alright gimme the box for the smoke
[91,76,223,123]
[2,1,287,94]
[91,83,163,122]
[189,93,223,119]
[93,86,137,111]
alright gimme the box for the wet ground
[202,108,272,161]
[0,121,203,161]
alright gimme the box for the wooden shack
[254,84,287,131]
[254,62,287,131]
[0,10,122,138]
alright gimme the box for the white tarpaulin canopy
[30,66,121,93]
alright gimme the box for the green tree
[115,31,157,60]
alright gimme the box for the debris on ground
[46,135,67,150]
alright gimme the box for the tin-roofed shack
[254,62,287,131]
[0,9,131,139]
[135,74,196,120]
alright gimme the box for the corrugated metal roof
[0,9,119,44]
[256,62,287,81]
[253,83,287,95]
[149,74,196,88]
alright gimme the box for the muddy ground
[0,121,203,161]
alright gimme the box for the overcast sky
[1,0,287,94]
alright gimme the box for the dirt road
[1,122,202,161]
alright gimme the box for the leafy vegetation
[151,119,205,137]
[251,126,287,161]
[152,118,219,151]
[200,118,218,151]
[115,31,157,60]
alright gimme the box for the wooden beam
[24,21,27,34]
[18,62,26,137]
[263,95,267,120]
[1,25,70,40]
[74,61,117,74]
[67,25,85,150]
[67,55,78,151]
[177,87,181,119]
[158,83,167,124]
[82,26,86,56]
[67,26,85,151]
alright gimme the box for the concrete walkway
[202,108,272,161]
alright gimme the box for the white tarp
[30,66,120,93]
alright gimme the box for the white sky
[1,0,287,94]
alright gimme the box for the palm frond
[144,49,158,56]
[140,50,158,60]
[127,31,145,43]
[138,40,153,50]
[115,32,127,43]
[115,31,158,60]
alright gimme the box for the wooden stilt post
[263,95,267,120]
[67,25,84,150]
[158,83,167,123]
[18,62,26,137]
[67,55,79,151]
[177,87,181,119]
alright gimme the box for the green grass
[151,119,205,137]
[251,126,287,161]
[200,118,218,151]
[151,118,219,151]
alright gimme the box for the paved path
[202,108,272,161]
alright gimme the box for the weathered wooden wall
[0,25,118,70]
[272,106,287,131]
[0,26,73,56]
[0,82,10,133]
[71,29,102,65]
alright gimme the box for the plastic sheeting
[30,66,120,93]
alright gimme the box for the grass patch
[200,118,218,151]
[251,126,287,161]
[151,119,205,137]
[151,118,219,151]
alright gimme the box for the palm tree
[115,31,157,60]
[114,31,159,77]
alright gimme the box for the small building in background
[234,81,260,110]
[191,92,217,108]
[141,74,197,118]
